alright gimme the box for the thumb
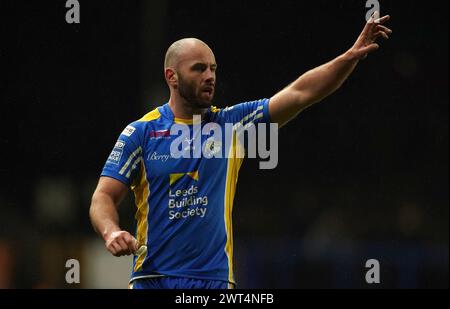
[134,242,148,256]
[132,238,140,253]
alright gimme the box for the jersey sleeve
[221,98,271,125]
[101,123,144,187]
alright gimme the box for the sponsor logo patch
[107,140,125,165]
[147,151,171,163]
[122,125,136,137]
[150,129,170,140]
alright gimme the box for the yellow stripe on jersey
[139,108,162,122]
[174,117,194,125]
[222,104,265,283]
[224,130,244,284]
[132,160,150,272]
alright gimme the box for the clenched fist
[105,231,139,257]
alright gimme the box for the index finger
[363,13,390,36]
[374,15,390,25]
[362,11,380,35]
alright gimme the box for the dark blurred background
[0,0,448,288]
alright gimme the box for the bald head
[164,38,214,70]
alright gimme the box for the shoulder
[115,107,162,146]
[138,107,163,123]
[125,107,163,133]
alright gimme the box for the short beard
[177,73,213,109]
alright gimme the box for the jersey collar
[160,102,212,125]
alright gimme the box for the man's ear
[165,68,178,87]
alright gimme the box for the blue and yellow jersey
[101,99,271,285]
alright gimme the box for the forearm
[290,49,360,108]
[89,192,121,241]
[269,50,361,126]
[269,14,391,127]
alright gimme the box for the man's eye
[193,65,206,72]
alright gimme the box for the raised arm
[90,176,139,256]
[269,13,392,127]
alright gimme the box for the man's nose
[204,69,215,83]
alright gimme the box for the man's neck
[168,95,209,120]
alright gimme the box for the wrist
[342,48,361,62]
[102,225,121,241]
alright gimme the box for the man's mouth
[202,86,214,95]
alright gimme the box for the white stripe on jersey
[119,146,142,176]
[238,105,263,126]
[126,156,142,178]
